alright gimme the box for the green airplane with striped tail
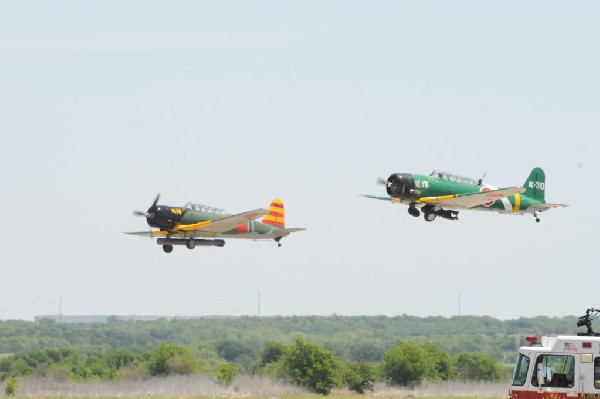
[363,167,566,222]
[126,196,304,253]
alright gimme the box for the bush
[422,343,455,381]
[147,344,199,376]
[344,362,375,394]
[454,352,503,381]
[215,362,239,386]
[381,341,433,386]
[282,336,340,395]
[260,341,286,366]
[4,376,18,396]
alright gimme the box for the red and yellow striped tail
[262,198,285,228]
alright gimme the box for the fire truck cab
[510,309,600,399]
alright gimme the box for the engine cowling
[146,206,185,229]
[386,173,416,199]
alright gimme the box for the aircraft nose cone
[386,173,415,198]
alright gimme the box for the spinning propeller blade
[132,193,161,217]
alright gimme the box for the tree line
[0,314,580,365]
[0,337,507,395]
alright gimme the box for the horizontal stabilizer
[529,203,568,212]
[276,227,306,235]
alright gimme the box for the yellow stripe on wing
[418,194,459,203]
[173,220,213,232]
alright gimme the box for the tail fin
[262,198,285,228]
[523,167,546,203]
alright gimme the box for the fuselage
[149,205,278,236]
[387,172,540,214]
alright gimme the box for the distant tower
[258,292,261,317]
[458,293,461,316]
[59,296,63,323]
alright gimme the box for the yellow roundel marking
[513,194,521,212]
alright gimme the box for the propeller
[132,194,161,238]
[133,193,160,218]
[376,177,388,186]
[477,173,487,186]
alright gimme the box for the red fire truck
[510,309,600,399]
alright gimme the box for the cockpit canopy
[183,203,227,215]
[429,170,479,186]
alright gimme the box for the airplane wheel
[278,243,282,248]
[186,240,196,249]
[424,212,436,222]
[163,245,173,253]
[536,218,540,223]
[408,207,420,217]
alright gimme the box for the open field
[3,375,509,399]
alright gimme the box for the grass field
[4,376,509,399]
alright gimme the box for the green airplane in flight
[363,167,566,222]
[126,196,304,253]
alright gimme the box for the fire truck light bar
[526,336,539,343]
[583,342,592,348]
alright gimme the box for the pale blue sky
[1,1,598,320]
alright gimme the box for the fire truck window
[532,354,575,388]
[594,357,600,389]
[511,353,530,386]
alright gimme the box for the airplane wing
[417,187,526,208]
[361,194,393,201]
[529,203,568,212]
[361,194,405,203]
[190,209,269,233]
[124,230,168,237]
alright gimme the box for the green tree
[454,352,503,381]
[147,344,199,376]
[423,343,454,381]
[344,362,375,394]
[381,341,433,386]
[282,336,340,395]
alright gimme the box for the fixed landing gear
[186,239,196,249]
[424,212,436,222]
[408,206,420,217]
[162,245,173,253]
[274,236,282,247]
[421,205,459,221]
[533,212,540,223]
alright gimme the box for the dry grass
[4,376,509,399]
[370,380,508,398]
[9,375,304,398]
